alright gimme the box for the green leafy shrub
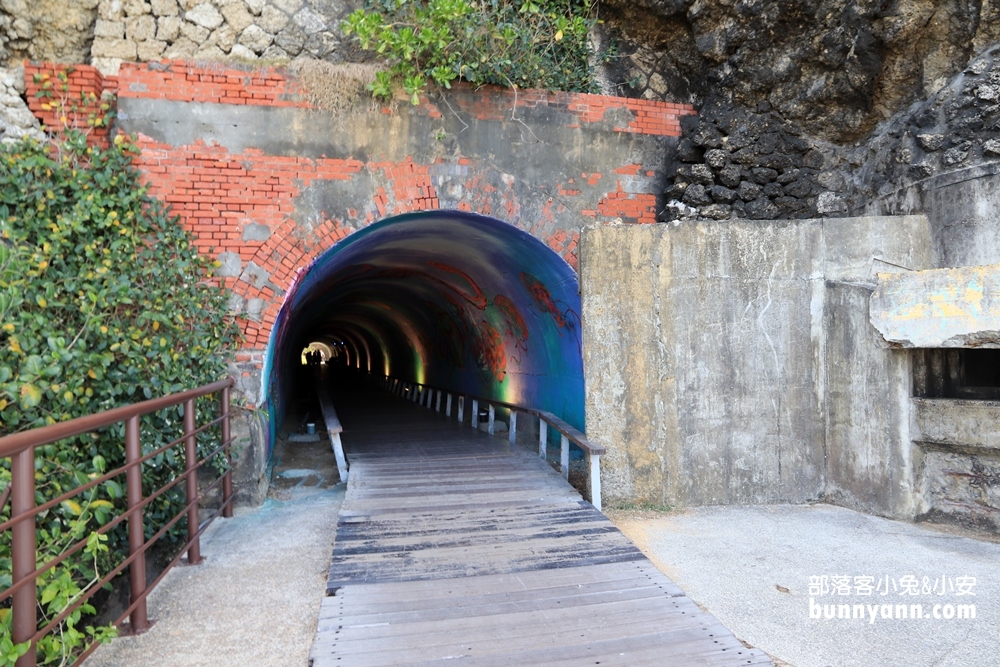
[0,131,239,664]
[343,0,599,104]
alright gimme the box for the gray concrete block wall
[582,215,934,518]
[666,221,826,505]
[823,284,917,517]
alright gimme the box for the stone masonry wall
[0,65,43,144]
[663,44,1000,226]
[0,0,100,65]
[90,0,365,75]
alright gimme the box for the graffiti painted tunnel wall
[264,211,585,444]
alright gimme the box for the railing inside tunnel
[365,374,605,512]
[0,378,235,667]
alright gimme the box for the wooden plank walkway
[309,388,772,667]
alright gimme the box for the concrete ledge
[871,263,1000,348]
[911,398,1000,452]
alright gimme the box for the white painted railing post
[471,399,478,429]
[488,404,495,435]
[539,419,547,459]
[411,384,419,402]
[435,390,442,412]
[458,396,464,424]
[589,453,602,511]
[446,393,452,417]
[560,434,569,480]
[331,432,349,483]
[509,410,517,445]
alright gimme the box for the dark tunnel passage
[261,211,585,454]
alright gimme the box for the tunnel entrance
[262,211,585,453]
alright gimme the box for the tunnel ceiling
[266,211,585,436]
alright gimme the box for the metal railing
[367,374,604,511]
[0,378,235,666]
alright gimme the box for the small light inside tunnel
[301,341,333,366]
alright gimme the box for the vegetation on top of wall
[0,130,239,663]
[288,60,386,113]
[342,0,599,104]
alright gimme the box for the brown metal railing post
[125,415,149,633]
[221,386,233,519]
[11,446,37,667]
[183,399,201,564]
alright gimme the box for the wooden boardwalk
[309,389,772,667]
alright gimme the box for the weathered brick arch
[235,188,530,353]
[24,60,694,403]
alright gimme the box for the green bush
[0,131,238,664]
[343,0,600,104]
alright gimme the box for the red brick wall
[23,62,115,146]
[24,61,696,363]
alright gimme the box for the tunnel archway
[262,211,585,451]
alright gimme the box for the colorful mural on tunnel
[262,211,584,454]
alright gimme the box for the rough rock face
[664,43,1000,222]
[842,44,1000,212]
[602,0,1000,143]
[0,65,44,144]
[602,1,1000,221]
[666,96,828,220]
[90,0,368,75]
[0,0,100,65]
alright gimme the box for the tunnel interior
[262,211,585,453]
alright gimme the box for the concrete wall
[866,163,1000,270]
[911,398,1000,531]
[581,215,933,516]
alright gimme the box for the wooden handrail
[372,374,604,510]
[316,377,348,481]
[535,410,606,456]
[398,380,605,456]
